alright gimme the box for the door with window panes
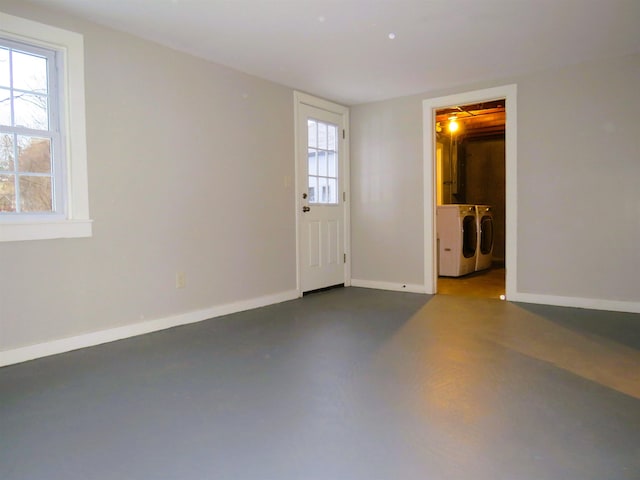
[298,103,345,292]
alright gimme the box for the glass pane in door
[307,119,338,205]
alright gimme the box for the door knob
[302,206,310,212]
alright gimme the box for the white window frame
[0,12,91,242]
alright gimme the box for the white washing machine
[475,205,494,271]
[437,204,478,277]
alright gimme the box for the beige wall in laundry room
[465,139,506,263]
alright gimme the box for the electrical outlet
[175,272,186,289]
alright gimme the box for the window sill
[0,219,93,242]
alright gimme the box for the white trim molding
[512,292,640,314]
[0,290,298,367]
[0,219,92,242]
[422,84,517,298]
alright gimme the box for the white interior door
[296,96,349,293]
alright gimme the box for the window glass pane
[308,176,318,203]
[14,92,48,130]
[306,119,339,205]
[307,120,317,148]
[328,151,336,178]
[308,149,317,176]
[328,125,337,151]
[1,134,15,171]
[11,50,48,93]
[18,136,51,173]
[0,88,10,126]
[19,175,52,212]
[0,48,9,88]
[318,177,328,203]
[318,150,327,177]
[0,174,16,212]
[318,122,327,149]
[328,178,337,204]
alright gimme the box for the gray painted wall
[517,54,639,300]
[351,53,640,304]
[0,1,296,351]
[349,95,425,286]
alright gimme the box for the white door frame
[294,91,351,296]
[422,84,517,298]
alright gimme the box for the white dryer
[475,205,494,271]
[437,204,477,277]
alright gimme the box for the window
[1,39,59,214]
[307,119,338,204]
[0,12,91,242]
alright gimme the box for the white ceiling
[28,0,640,105]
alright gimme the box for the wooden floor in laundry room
[437,265,506,299]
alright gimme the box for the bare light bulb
[448,117,459,133]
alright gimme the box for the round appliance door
[480,215,494,254]
[462,214,477,258]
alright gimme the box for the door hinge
[343,191,346,202]
[342,129,345,139]
[344,253,347,263]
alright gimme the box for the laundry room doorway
[422,85,518,300]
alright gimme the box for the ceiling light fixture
[388,32,396,40]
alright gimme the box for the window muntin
[307,119,338,204]
[0,38,61,215]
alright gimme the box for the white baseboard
[5,287,635,368]
[350,278,640,314]
[351,279,426,294]
[511,292,640,314]
[0,289,299,367]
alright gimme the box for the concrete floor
[1,287,639,480]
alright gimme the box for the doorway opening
[422,84,517,300]
[435,100,506,299]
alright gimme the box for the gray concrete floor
[1,287,639,480]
